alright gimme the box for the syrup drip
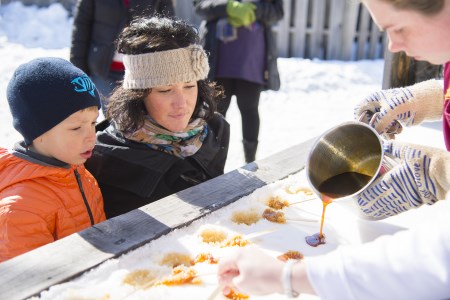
[306,172,372,247]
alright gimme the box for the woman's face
[143,81,198,132]
[364,0,450,64]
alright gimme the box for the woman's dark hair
[106,16,223,133]
[380,0,444,15]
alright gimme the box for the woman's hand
[354,79,443,136]
[217,246,285,296]
[357,140,450,219]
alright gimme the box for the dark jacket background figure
[85,114,230,218]
[194,0,283,91]
[70,0,174,96]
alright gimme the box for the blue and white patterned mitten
[356,140,450,219]
[354,80,443,136]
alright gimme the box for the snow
[1,3,447,299]
[33,168,446,300]
[35,171,325,300]
[0,3,445,173]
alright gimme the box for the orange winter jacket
[0,144,106,262]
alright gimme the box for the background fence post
[274,0,291,58]
[340,0,359,60]
[382,50,443,89]
[327,0,345,60]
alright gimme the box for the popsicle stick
[244,228,276,240]
[285,217,317,223]
[289,196,318,206]
[196,271,217,278]
[207,286,223,300]
[118,278,158,300]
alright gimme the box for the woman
[217,1,450,299]
[194,0,284,163]
[352,0,450,219]
[85,16,230,218]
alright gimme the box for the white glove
[357,140,450,219]
[354,80,443,136]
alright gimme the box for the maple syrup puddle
[305,232,326,247]
[306,172,372,247]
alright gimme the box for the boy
[0,57,106,262]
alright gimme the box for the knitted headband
[122,44,210,89]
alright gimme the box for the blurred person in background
[194,0,283,163]
[70,0,174,111]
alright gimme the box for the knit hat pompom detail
[191,45,209,80]
[6,57,101,145]
[122,45,210,89]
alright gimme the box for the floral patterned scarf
[124,114,208,158]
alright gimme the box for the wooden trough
[0,138,316,300]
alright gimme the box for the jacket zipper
[74,169,95,226]
[192,156,214,178]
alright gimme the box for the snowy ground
[0,2,446,173]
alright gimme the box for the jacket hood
[0,143,72,192]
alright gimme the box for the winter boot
[243,140,258,163]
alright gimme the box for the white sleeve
[305,199,450,300]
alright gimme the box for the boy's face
[32,107,99,165]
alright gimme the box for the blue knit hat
[7,57,101,145]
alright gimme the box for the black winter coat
[194,0,284,91]
[70,0,174,78]
[85,113,230,218]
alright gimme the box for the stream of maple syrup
[305,171,372,247]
